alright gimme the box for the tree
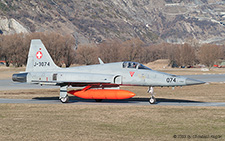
[1,33,28,67]
[0,32,76,67]
[179,43,196,66]
[97,39,121,63]
[42,33,64,66]
[76,44,98,65]
[168,43,196,67]
[120,38,145,62]
[198,44,222,68]
[62,35,76,67]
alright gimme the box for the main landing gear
[148,86,156,104]
[60,85,69,103]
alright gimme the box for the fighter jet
[12,39,205,104]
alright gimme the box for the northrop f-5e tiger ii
[12,39,205,104]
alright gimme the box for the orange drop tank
[68,89,135,100]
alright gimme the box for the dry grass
[0,104,224,141]
[0,67,25,80]
[145,59,170,69]
[161,68,225,75]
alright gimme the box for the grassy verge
[0,104,224,141]
[0,67,25,80]
[160,68,225,75]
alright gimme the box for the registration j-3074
[34,62,50,67]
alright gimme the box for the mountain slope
[0,0,225,44]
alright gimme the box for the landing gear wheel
[60,96,69,103]
[149,96,156,104]
[95,99,102,102]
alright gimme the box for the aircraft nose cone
[185,78,205,85]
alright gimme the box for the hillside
[0,0,225,44]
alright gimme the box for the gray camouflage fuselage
[15,61,203,87]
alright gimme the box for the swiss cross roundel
[36,51,43,59]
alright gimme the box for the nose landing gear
[148,86,156,104]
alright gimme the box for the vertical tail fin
[26,39,59,72]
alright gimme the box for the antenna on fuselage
[98,58,104,64]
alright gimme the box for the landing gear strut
[148,86,156,104]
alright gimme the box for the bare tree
[0,32,77,67]
[1,33,223,69]
[1,33,28,67]
[120,38,145,62]
[76,44,98,65]
[179,43,196,66]
[168,43,196,67]
[62,35,76,67]
[198,44,222,68]
[97,39,122,63]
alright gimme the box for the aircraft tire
[60,96,69,103]
[149,96,156,104]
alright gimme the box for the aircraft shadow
[32,96,204,104]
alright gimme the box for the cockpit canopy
[122,61,151,70]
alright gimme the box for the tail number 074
[166,77,176,83]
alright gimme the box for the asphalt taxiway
[0,74,225,106]
[0,98,225,107]
[183,74,225,83]
[0,79,55,90]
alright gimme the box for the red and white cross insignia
[36,51,43,59]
